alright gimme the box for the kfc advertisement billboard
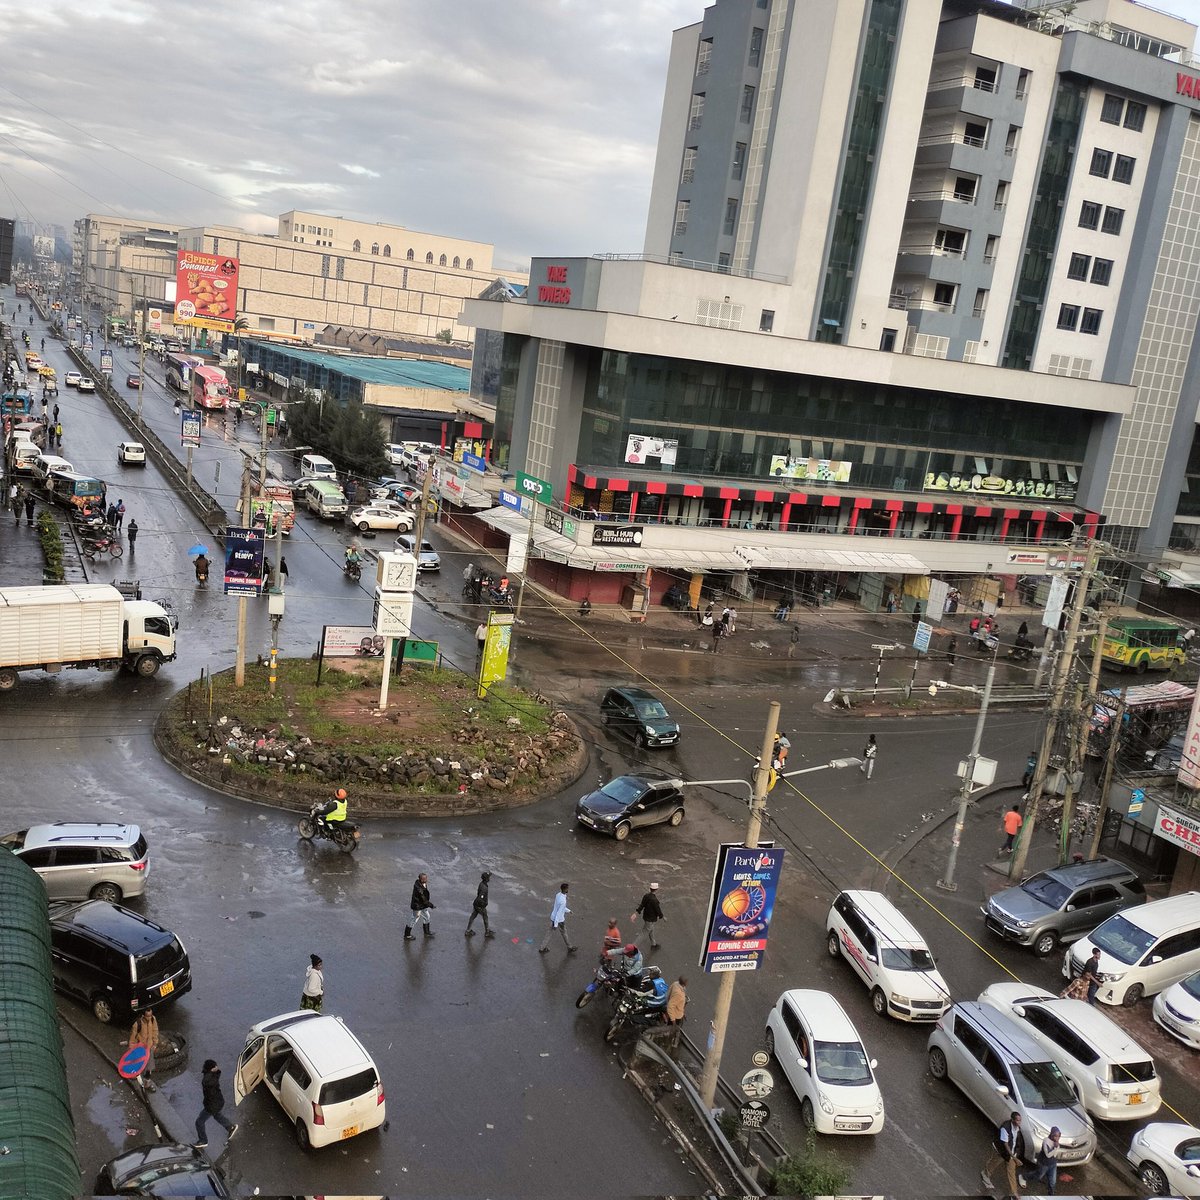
[175,250,239,333]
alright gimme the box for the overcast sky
[1,0,1197,271]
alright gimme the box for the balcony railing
[972,304,987,318]
[917,131,988,150]
[994,200,1007,211]
[898,243,967,259]
[927,74,997,93]
[909,188,978,204]
[889,295,956,313]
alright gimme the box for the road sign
[751,1050,770,1068]
[117,1044,150,1079]
[1129,787,1145,816]
[739,1100,771,1131]
[913,621,933,653]
[740,1067,773,1099]
[516,470,552,504]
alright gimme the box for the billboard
[223,526,266,596]
[175,249,239,333]
[770,456,852,483]
[322,627,387,657]
[700,844,786,973]
[625,435,678,467]
[180,410,201,447]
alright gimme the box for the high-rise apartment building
[464,0,1200,609]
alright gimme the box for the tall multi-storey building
[463,0,1200,611]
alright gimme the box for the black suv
[48,900,191,1024]
[599,686,680,749]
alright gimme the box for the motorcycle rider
[194,553,210,586]
[635,965,670,1018]
[603,942,644,981]
[316,787,348,830]
[345,542,362,575]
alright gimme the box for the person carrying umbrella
[190,544,210,588]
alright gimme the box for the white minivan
[826,889,951,1021]
[1065,891,1200,1007]
[299,453,338,481]
[235,1010,386,1149]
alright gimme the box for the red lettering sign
[1180,72,1198,99]
[536,285,572,304]
[546,265,568,283]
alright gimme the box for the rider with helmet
[345,542,362,574]
[604,943,644,979]
[318,787,348,828]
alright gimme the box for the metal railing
[592,252,788,285]
[917,132,987,150]
[928,74,997,93]
[898,243,967,259]
[909,189,978,204]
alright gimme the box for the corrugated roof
[0,854,80,1199]
[246,342,469,392]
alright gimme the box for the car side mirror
[1149,955,1163,965]
[1012,1005,1025,1018]
[1186,1165,1200,1179]
[995,1085,1009,1097]
[869,1058,878,1070]
[797,1055,809,1070]
[1065,904,1075,912]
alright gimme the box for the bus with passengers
[46,469,105,513]
[1095,617,1186,673]
[165,352,203,393]
[190,364,231,411]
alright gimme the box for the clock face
[377,553,417,592]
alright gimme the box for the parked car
[575,775,685,840]
[372,481,421,505]
[31,453,73,485]
[765,989,885,1135]
[48,899,190,1023]
[927,1001,1096,1165]
[384,442,409,467]
[234,1010,386,1149]
[394,533,440,570]
[117,441,146,466]
[825,890,950,1021]
[125,372,142,389]
[348,504,415,533]
[1153,969,1200,1050]
[1127,1123,1200,1198]
[599,685,680,749]
[95,1143,231,1197]
[77,376,96,393]
[982,856,1145,957]
[64,370,82,388]
[978,982,1160,1120]
[1,821,149,902]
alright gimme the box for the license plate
[340,1125,359,1139]
[1130,1093,1143,1104]
[159,979,174,997]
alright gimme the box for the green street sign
[393,638,438,663]
[516,471,553,504]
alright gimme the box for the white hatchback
[64,370,82,388]
[117,441,146,466]
[1153,970,1200,1051]
[347,504,414,533]
[235,1010,385,1149]
[1126,1123,1200,1198]
[765,989,885,1135]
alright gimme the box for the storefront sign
[625,434,678,467]
[498,489,523,513]
[592,524,644,547]
[1043,574,1068,630]
[544,508,564,534]
[700,844,785,973]
[1047,551,1087,571]
[536,263,572,305]
[372,589,414,638]
[461,451,486,473]
[1007,551,1048,567]
[770,456,851,483]
[1179,72,1200,100]
[223,526,265,596]
[1154,801,1200,858]
[1176,684,1200,792]
[516,470,552,503]
[594,561,644,573]
[923,469,1077,501]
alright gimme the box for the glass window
[1013,1060,1076,1107]
[19,848,53,869]
[426,252,434,264]
[681,147,697,185]
[352,240,361,253]
[439,254,447,266]
[749,27,764,68]
[465,258,473,270]
[813,1040,874,1086]
[724,198,739,236]
[1067,253,1090,281]
[1124,101,1147,131]
[1102,206,1124,235]
[760,309,775,332]
[674,200,690,236]
[407,248,415,260]
[1022,872,1071,907]
[880,946,935,971]
[1100,94,1124,124]
[1057,304,1079,331]
[1089,148,1112,178]
[740,85,755,122]
[1113,154,1135,184]
[1092,914,1156,964]
[1079,201,1101,230]
[453,256,460,268]
[732,142,747,181]
[383,244,391,257]
[52,847,99,867]
[1091,258,1113,286]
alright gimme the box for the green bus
[1095,617,1186,673]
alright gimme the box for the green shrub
[768,1133,851,1197]
[36,510,65,582]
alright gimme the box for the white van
[300,479,348,519]
[1065,891,1200,1006]
[9,441,40,475]
[32,453,73,484]
[235,1010,385,1149]
[299,453,337,481]
[826,890,951,1021]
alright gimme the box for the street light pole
[936,662,997,892]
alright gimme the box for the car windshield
[881,946,936,972]
[1090,914,1156,965]
[1182,973,1200,1002]
[134,941,182,982]
[813,1040,873,1086]
[599,778,647,805]
[1019,874,1070,909]
[634,700,669,720]
[319,1067,377,1106]
[1013,1060,1076,1108]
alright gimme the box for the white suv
[235,1010,385,1149]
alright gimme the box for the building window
[1100,93,1124,124]
[1067,253,1090,281]
[759,309,774,332]
[717,252,731,272]
[439,254,447,266]
[1091,258,1113,285]
[258,317,276,331]
[1057,303,1080,330]
[688,93,705,131]
[1089,148,1112,178]
[1079,200,1101,230]
[1101,206,1124,235]
[465,258,473,270]
[353,239,361,252]
[681,147,697,186]
[732,142,747,181]
[983,234,999,263]
[674,200,690,236]
[336,257,344,280]
[1016,68,1030,99]
[972,288,988,318]
[933,281,957,310]
[1113,154,1135,184]
[383,244,391,257]
[749,27,763,68]
[934,228,966,256]
[696,38,712,76]
[964,120,989,148]
[321,254,331,278]
[407,248,414,260]
[973,65,997,92]
[740,85,755,122]
[1124,101,1147,131]
[993,180,1007,209]
[880,328,897,352]
[426,252,434,264]
[723,198,738,236]
[1004,124,1019,155]
[453,256,460,268]
[1080,307,1103,335]
[955,175,978,203]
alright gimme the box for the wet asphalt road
[5,293,1197,1195]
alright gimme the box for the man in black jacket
[405,872,436,940]
[633,882,664,949]
[982,1110,1027,1198]
[194,1058,238,1149]
[465,871,494,938]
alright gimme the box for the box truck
[0,584,177,690]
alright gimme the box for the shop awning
[1162,564,1200,589]
[734,544,930,574]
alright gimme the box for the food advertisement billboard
[175,250,239,333]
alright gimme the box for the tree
[232,316,250,334]
[285,389,387,478]
[436,328,454,344]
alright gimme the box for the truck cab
[123,601,177,675]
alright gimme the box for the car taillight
[311,1101,324,1126]
[130,861,147,871]
[376,1081,385,1106]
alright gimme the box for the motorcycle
[1007,636,1034,662]
[298,804,360,853]
[575,962,632,1010]
[344,558,362,582]
[487,585,514,610]
[82,534,123,559]
[604,987,666,1042]
[195,565,208,589]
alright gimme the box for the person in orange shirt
[1001,805,1023,855]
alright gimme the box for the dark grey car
[599,686,680,749]
[575,775,685,840]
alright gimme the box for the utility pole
[937,660,996,891]
[1087,692,1125,860]
[699,700,780,1110]
[234,456,252,688]
[1059,609,1108,863]
[1009,539,1101,879]
[135,278,147,425]
[412,455,436,550]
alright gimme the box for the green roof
[0,854,80,1200]
[247,342,469,392]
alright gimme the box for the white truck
[0,584,177,690]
